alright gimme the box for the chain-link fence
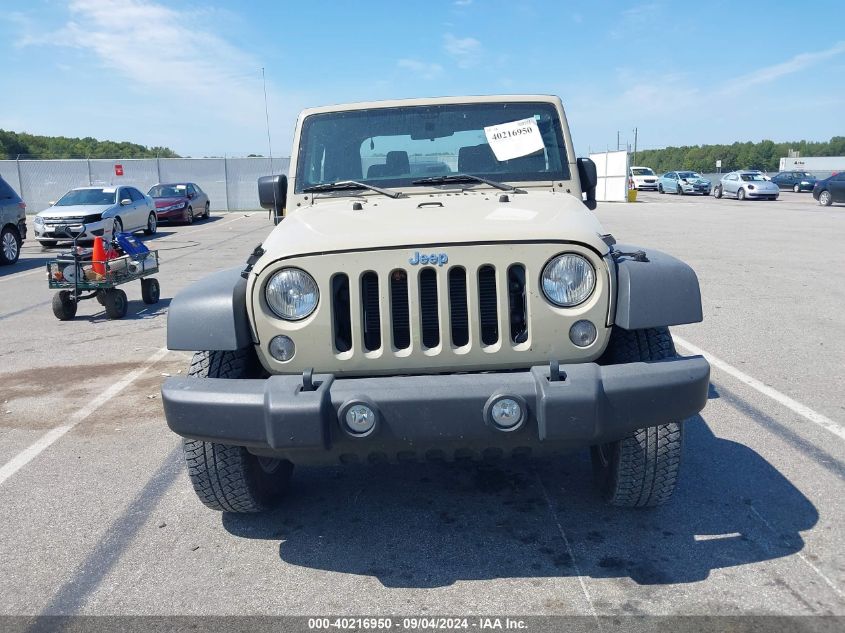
[0,157,290,214]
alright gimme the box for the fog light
[484,395,526,431]
[341,402,377,436]
[569,320,597,347]
[269,335,295,362]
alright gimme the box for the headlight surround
[541,253,596,307]
[265,267,319,320]
[34,215,44,225]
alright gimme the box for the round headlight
[541,254,596,307]
[265,268,319,320]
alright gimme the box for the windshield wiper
[411,173,522,192]
[302,180,403,199]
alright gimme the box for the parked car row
[630,164,842,205]
[32,182,210,247]
[0,178,212,265]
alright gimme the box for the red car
[147,182,210,224]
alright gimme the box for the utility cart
[46,226,161,320]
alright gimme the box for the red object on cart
[92,237,107,275]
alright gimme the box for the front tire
[819,190,832,206]
[714,186,722,199]
[793,184,800,193]
[677,185,684,195]
[591,327,683,507]
[113,217,124,235]
[204,202,210,218]
[737,188,746,200]
[52,291,77,320]
[144,212,157,235]
[185,206,194,225]
[183,350,293,512]
[0,226,21,265]
[658,184,664,194]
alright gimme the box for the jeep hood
[257,190,609,266]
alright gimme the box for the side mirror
[120,198,132,206]
[187,192,195,199]
[577,157,598,211]
[258,174,287,225]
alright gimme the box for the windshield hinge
[611,248,649,263]
[240,244,265,279]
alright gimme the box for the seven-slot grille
[331,263,529,355]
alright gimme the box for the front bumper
[162,356,710,464]
[156,207,187,220]
[34,218,111,242]
[747,190,778,198]
[634,180,658,190]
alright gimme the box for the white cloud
[454,0,473,6]
[397,58,444,80]
[443,33,482,69]
[721,41,845,93]
[15,0,304,154]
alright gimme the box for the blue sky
[1,0,843,157]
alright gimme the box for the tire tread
[596,327,683,507]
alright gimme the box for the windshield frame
[293,101,571,196]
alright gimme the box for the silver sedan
[714,171,779,201]
[33,185,157,246]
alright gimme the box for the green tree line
[0,129,180,159]
[632,137,845,174]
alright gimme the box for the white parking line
[749,504,845,601]
[0,347,169,487]
[674,335,845,441]
[155,213,247,242]
[0,268,44,283]
[533,469,600,624]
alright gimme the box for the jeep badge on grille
[408,251,448,266]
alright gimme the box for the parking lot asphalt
[0,192,843,618]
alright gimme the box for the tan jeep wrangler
[162,95,709,513]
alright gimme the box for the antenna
[262,67,279,223]
[262,67,273,168]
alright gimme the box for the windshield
[295,102,570,193]
[631,168,654,176]
[55,188,116,206]
[678,172,700,179]
[149,184,188,197]
[740,174,766,182]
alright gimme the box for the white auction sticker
[483,117,544,161]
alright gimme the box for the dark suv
[0,175,27,265]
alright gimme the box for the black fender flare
[612,245,703,330]
[167,267,253,351]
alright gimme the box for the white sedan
[33,185,157,246]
